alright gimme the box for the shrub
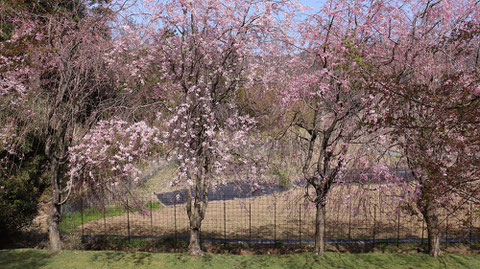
[0,133,49,237]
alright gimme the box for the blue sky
[128,0,325,24]
[300,0,324,12]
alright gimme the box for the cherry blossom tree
[275,0,392,255]
[0,1,128,250]
[137,0,299,256]
[363,0,480,257]
[69,119,162,206]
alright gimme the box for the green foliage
[270,166,291,188]
[0,0,112,43]
[146,201,163,210]
[0,17,13,42]
[341,37,364,67]
[0,1,76,42]
[0,175,43,234]
[0,133,49,236]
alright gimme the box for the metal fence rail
[61,187,480,246]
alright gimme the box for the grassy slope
[59,202,163,234]
[1,249,480,269]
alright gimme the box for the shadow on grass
[82,236,188,253]
[0,249,53,269]
[90,251,153,266]
[0,231,48,249]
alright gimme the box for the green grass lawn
[59,202,163,233]
[1,249,480,269]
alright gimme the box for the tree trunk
[186,185,207,256]
[426,211,441,257]
[48,160,63,251]
[188,228,202,256]
[314,202,326,255]
[187,204,204,256]
[49,201,62,251]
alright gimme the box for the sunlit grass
[1,249,480,269]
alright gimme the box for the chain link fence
[60,185,480,246]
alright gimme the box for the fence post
[223,194,227,244]
[126,198,130,241]
[150,193,153,233]
[445,214,449,245]
[421,219,425,246]
[274,198,277,244]
[103,205,106,234]
[249,202,252,242]
[348,199,352,241]
[285,199,289,243]
[373,206,376,250]
[81,197,84,237]
[299,201,302,244]
[470,201,473,246]
[174,202,177,243]
[396,209,400,247]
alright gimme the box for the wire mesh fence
[60,186,480,246]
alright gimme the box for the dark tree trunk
[48,159,63,251]
[417,178,441,258]
[186,179,207,256]
[425,211,441,257]
[48,201,62,251]
[188,228,202,256]
[314,202,326,255]
[187,203,204,256]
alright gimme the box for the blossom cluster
[69,119,162,188]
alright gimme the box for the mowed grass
[60,202,163,234]
[1,249,480,269]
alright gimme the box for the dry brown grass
[79,184,480,242]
